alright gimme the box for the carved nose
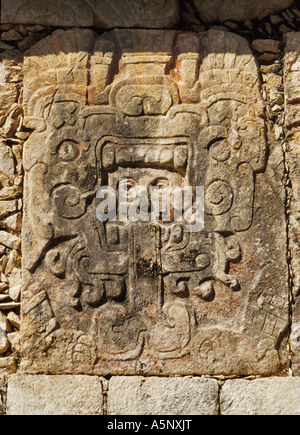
[193,281,215,301]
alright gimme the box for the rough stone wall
[0,0,299,415]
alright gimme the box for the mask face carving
[21,28,289,375]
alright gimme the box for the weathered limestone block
[0,312,9,354]
[6,375,104,415]
[252,40,281,54]
[21,28,289,376]
[221,378,300,415]
[1,0,180,29]
[2,213,22,232]
[0,357,16,374]
[107,376,219,415]
[0,85,18,122]
[88,0,180,29]
[0,143,15,181]
[193,0,294,23]
[1,0,94,27]
[0,232,21,251]
[284,32,300,375]
[0,200,18,219]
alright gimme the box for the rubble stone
[0,312,9,354]
[0,232,20,250]
[0,376,5,415]
[0,143,15,180]
[252,39,280,53]
[193,0,294,22]
[0,201,17,219]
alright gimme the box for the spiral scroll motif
[205,180,233,216]
[52,185,87,219]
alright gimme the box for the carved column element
[21,28,289,376]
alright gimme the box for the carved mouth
[100,137,189,174]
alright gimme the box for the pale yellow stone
[221,378,300,415]
[108,377,219,415]
[7,375,104,415]
[0,311,9,354]
[0,232,20,250]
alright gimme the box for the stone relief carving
[21,28,289,375]
[284,32,300,375]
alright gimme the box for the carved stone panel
[284,32,300,375]
[21,28,289,376]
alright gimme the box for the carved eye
[57,140,80,162]
[151,178,171,195]
[118,178,136,190]
[210,140,231,162]
[118,178,137,202]
[125,178,136,188]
